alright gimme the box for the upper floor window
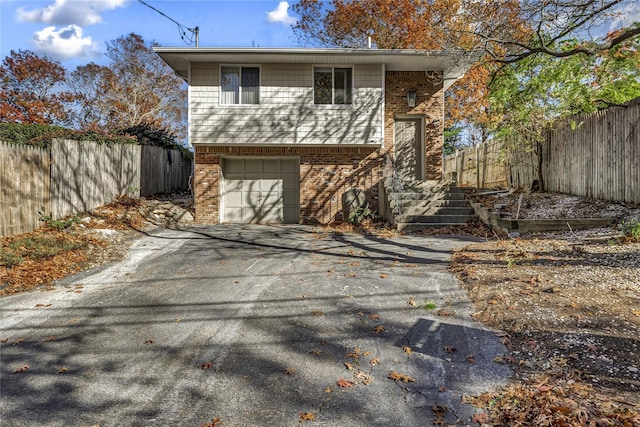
[314,67,352,105]
[221,66,259,105]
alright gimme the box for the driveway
[1,225,510,426]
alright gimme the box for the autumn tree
[70,33,186,141]
[0,50,75,125]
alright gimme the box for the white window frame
[313,65,354,106]
[220,65,261,106]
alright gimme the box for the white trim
[381,63,386,148]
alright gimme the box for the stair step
[397,222,473,232]
[395,199,471,208]
[402,207,475,216]
[396,214,477,224]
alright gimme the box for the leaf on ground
[344,362,354,371]
[472,412,489,423]
[199,362,213,370]
[199,418,222,427]
[56,366,69,374]
[0,338,7,343]
[466,354,476,364]
[324,387,332,393]
[354,370,372,385]
[402,346,412,355]
[373,325,385,334]
[298,412,315,422]
[438,386,447,392]
[379,273,388,279]
[35,303,52,307]
[309,310,324,316]
[144,339,155,344]
[43,336,57,342]
[369,357,380,365]
[337,378,354,388]
[349,262,361,267]
[346,348,363,358]
[388,371,415,383]
[309,349,323,356]
[407,298,417,306]
[587,344,598,352]
[345,272,356,278]
[369,314,380,321]
[284,367,296,375]
[13,365,29,374]
[444,346,456,353]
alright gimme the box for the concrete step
[397,222,473,232]
[396,214,477,224]
[402,206,475,216]
[395,199,471,209]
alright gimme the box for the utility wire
[137,0,199,46]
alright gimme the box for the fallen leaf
[472,413,489,423]
[199,418,222,427]
[284,367,296,375]
[345,272,356,278]
[324,387,332,393]
[373,325,385,334]
[369,358,379,365]
[388,371,415,383]
[347,348,363,358]
[407,299,417,306]
[56,366,69,374]
[299,412,315,422]
[35,303,52,307]
[587,343,598,353]
[13,365,29,374]
[354,370,372,385]
[0,338,7,343]
[349,262,361,267]
[144,339,155,344]
[309,310,324,316]
[43,336,57,342]
[344,362,354,371]
[12,338,24,346]
[438,386,447,392]
[369,314,380,321]
[379,273,388,279]
[466,354,476,364]
[402,346,412,355]
[444,346,456,353]
[199,362,213,370]
[337,378,354,388]
[309,349,323,356]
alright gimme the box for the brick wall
[385,71,444,179]
[194,145,382,224]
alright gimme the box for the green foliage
[1,234,87,268]
[0,123,136,148]
[39,210,81,231]
[347,205,375,225]
[444,126,465,156]
[618,219,640,241]
[422,300,437,310]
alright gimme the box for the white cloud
[266,1,296,25]
[31,25,99,59]
[17,0,127,26]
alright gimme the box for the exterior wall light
[407,89,417,108]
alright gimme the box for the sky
[0,0,301,68]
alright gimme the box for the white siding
[189,62,383,145]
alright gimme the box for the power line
[137,0,199,47]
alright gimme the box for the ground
[2,191,640,425]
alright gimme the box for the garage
[221,157,299,224]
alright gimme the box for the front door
[394,118,424,182]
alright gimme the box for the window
[314,67,352,105]
[221,66,259,104]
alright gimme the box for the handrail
[384,154,404,216]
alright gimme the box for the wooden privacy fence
[1,139,192,237]
[443,97,640,204]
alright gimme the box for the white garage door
[221,157,299,224]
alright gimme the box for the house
[154,47,474,224]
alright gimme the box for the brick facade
[194,145,382,224]
[193,70,444,225]
[384,71,444,179]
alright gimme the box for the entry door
[394,118,424,182]
[221,158,299,224]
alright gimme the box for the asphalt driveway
[1,225,510,426]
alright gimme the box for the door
[394,118,424,182]
[221,157,299,224]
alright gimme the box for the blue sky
[0,0,301,67]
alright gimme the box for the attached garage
[220,157,299,224]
